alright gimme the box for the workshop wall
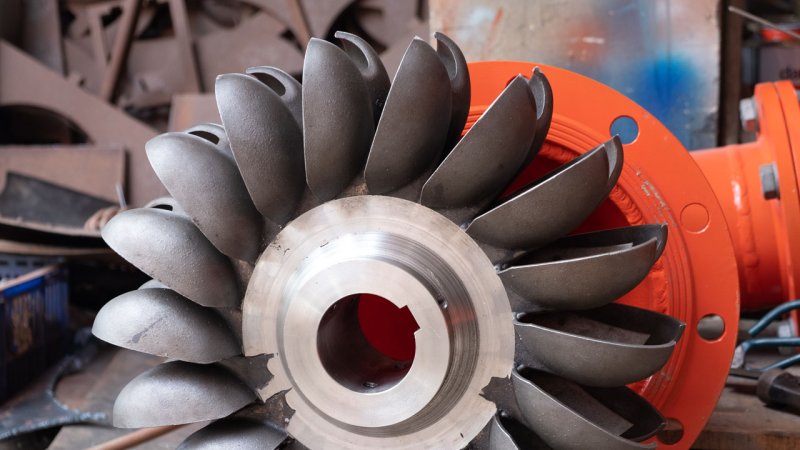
[430,0,721,150]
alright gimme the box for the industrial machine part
[693,80,800,314]
[729,366,800,415]
[757,368,800,412]
[91,33,739,449]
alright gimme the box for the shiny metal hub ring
[242,195,514,448]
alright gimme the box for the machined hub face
[243,196,513,447]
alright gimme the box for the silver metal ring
[243,195,514,448]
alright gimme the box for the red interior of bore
[357,294,419,361]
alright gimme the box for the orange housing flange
[693,81,800,314]
[467,61,739,449]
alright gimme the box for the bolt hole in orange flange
[468,62,739,449]
[610,115,640,145]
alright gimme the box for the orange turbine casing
[693,81,800,315]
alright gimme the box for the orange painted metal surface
[693,81,800,314]
[467,61,739,449]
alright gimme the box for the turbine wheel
[93,31,684,449]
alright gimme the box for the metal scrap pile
[0,0,427,419]
[0,0,427,236]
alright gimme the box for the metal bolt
[760,163,780,200]
[740,97,759,133]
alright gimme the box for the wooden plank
[695,351,800,449]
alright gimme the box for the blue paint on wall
[629,56,699,149]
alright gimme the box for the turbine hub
[242,195,514,448]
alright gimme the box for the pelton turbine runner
[92,32,737,449]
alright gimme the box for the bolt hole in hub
[317,294,420,393]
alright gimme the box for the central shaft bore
[317,294,420,393]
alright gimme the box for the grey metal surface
[101,208,240,308]
[245,66,303,128]
[143,196,185,214]
[334,31,390,124]
[184,123,232,153]
[511,368,662,449]
[302,38,374,201]
[467,137,622,251]
[434,32,470,154]
[113,361,256,428]
[488,413,549,450]
[526,67,553,165]
[421,75,536,213]
[500,224,667,311]
[146,130,264,263]
[365,38,452,194]
[177,417,287,449]
[760,162,780,200]
[93,288,240,364]
[138,279,167,289]
[489,414,521,450]
[0,172,114,228]
[216,72,305,224]
[515,303,685,387]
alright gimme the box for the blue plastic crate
[0,262,69,404]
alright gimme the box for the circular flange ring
[242,195,515,449]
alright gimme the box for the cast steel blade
[515,303,685,387]
[113,361,256,428]
[92,288,240,364]
[184,123,232,155]
[143,196,185,214]
[467,137,623,251]
[177,418,288,449]
[421,75,536,212]
[139,279,167,289]
[245,66,302,127]
[335,31,390,124]
[102,208,240,308]
[146,130,264,263]
[490,414,521,450]
[512,368,663,449]
[365,38,452,194]
[216,73,305,224]
[434,32,470,154]
[500,224,667,311]
[489,413,545,450]
[303,38,374,201]
[526,67,553,163]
